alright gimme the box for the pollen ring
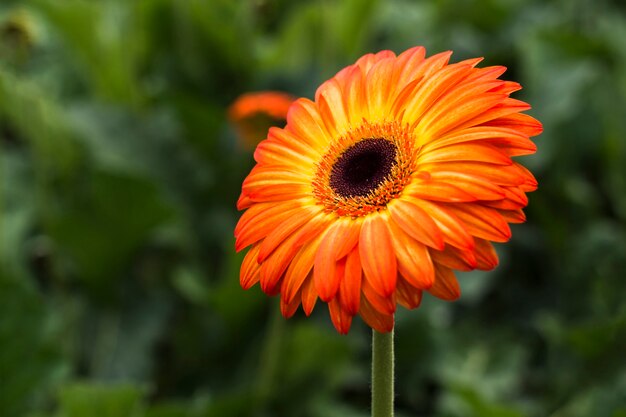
[313,121,418,217]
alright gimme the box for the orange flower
[235,47,542,334]
[228,91,295,149]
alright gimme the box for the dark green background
[1,0,625,416]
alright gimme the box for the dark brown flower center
[329,138,397,198]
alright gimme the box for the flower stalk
[372,328,394,417]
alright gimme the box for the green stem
[372,328,394,417]
[254,304,284,406]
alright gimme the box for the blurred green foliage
[1,0,625,416]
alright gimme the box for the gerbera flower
[235,46,541,334]
[228,91,295,149]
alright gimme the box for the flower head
[235,47,542,334]
[228,91,295,149]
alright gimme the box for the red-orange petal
[338,246,362,315]
[362,273,396,315]
[499,208,526,224]
[396,277,423,310]
[418,93,509,139]
[474,238,499,270]
[428,171,506,201]
[422,126,533,154]
[483,113,543,137]
[388,198,445,250]
[258,206,320,262]
[235,201,305,252]
[417,142,512,166]
[446,203,511,242]
[301,274,318,316]
[401,62,475,125]
[281,233,324,305]
[407,179,478,202]
[386,219,435,289]
[281,288,302,319]
[259,232,301,295]
[254,136,315,167]
[242,165,309,191]
[419,161,526,187]
[456,98,532,131]
[317,79,350,137]
[359,295,394,333]
[311,219,358,300]
[240,244,261,290]
[365,57,397,121]
[430,245,477,271]
[359,214,397,297]
[285,98,330,149]
[328,298,353,335]
[413,200,475,250]
[428,264,461,301]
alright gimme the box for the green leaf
[44,170,175,290]
[58,382,145,417]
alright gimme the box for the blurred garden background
[1,0,626,416]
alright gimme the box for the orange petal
[301,274,318,316]
[362,274,396,315]
[359,214,398,297]
[254,135,316,167]
[314,244,346,302]
[259,232,301,295]
[430,246,477,271]
[427,264,461,301]
[317,78,350,138]
[463,65,507,84]
[412,200,475,250]
[483,197,526,210]
[499,208,526,224]
[427,171,505,201]
[359,295,394,333]
[365,57,396,121]
[514,163,538,191]
[486,136,537,156]
[417,142,512,166]
[281,288,301,318]
[247,183,310,204]
[236,193,254,210]
[328,298,353,335]
[338,246,362,315]
[396,277,423,310]
[402,62,474,126]
[413,50,453,79]
[483,113,543,137]
[455,98,532,132]
[422,126,532,153]
[265,126,321,160]
[240,244,261,289]
[417,91,509,139]
[388,197,445,250]
[342,65,367,126]
[352,49,396,74]
[285,98,330,148]
[406,179,478,202]
[444,203,511,242]
[474,238,499,270]
[258,206,320,262]
[322,217,361,260]
[419,161,525,187]
[235,202,305,252]
[281,233,325,305]
[242,165,309,191]
[386,219,435,289]
[393,46,426,88]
